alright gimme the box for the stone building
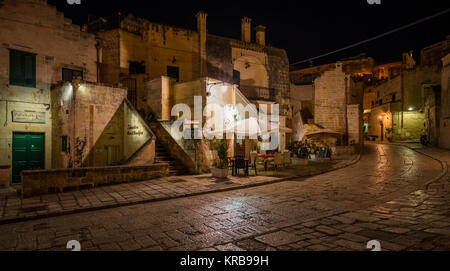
[312,63,364,147]
[0,0,154,186]
[440,54,450,149]
[290,54,375,85]
[290,60,365,150]
[365,65,441,142]
[421,35,450,66]
[89,11,292,171]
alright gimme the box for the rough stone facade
[90,12,291,172]
[0,0,98,185]
[421,35,450,66]
[290,56,375,85]
[365,65,441,142]
[21,163,169,198]
[51,80,155,169]
[440,54,450,149]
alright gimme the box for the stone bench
[0,165,10,187]
[21,163,169,198]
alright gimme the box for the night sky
[48,0,450,69]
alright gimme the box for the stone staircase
[155,141,190,176]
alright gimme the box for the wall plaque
[12,111,46,124]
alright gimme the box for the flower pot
[211,168,228,179]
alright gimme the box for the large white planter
[211,168,228,179]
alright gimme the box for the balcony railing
[239,85,276,102]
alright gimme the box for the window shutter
[9,50,36,87]
[24,54,36,87]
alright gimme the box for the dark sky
[48,0,450,69]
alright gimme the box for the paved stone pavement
[0,154,358,224]
[0,143,448,251]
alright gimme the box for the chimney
[196,11,208,77]
[196,11,207,34]
[255,25,266,46]
[241,17,252,43]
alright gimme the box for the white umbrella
[219,117,285,136]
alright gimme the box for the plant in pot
[287,141,300,157]
[309,143,317,161]
[210,139,229,179]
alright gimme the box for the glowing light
[378,116,383,120]
[408,107,414,111]
[62,84,73,102]
[220,84,227,92]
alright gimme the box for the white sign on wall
[12,111,46,124]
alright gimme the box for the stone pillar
[241,17,252,43]
[196,11,208,77]
[255,25,266,46]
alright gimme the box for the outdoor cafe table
[230,157,249,176]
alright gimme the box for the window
[167,66,179,82]
[10,49,36,87]
[129,61,146,74]
[233,70,240,86]
[62,136,68,153]
[391,94,396,102]
[62,68,83,82]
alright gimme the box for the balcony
[239,85,276,102]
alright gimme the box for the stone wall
[51,81,127,168]
[267,47,291,118]
[290,84,313,141]
[149,121,198,173]
[51,81,155,168]
[21,163,169,198]
[0,165,10,187]
[0,0,98,184]
[98,29,121,85]
[206,35,233,82]
[347,104,363,147]
[440,54,450,149]
[314,65,347,134]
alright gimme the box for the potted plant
[309,143,317,161]
[210,139,229,178]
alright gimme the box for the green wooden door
[12,133,45,184]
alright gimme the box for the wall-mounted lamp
[408,107,414,111]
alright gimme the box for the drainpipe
[95,42,102,83]
[401,69,404,129]
[71,82,77,168]
[344,76,349,145]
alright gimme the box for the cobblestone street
[0,143,449,251]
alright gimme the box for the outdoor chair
[283,150,291,167]
[250,151,259,175]
[269,152,284,170]
[234,157,249,177]
[318,147,332,160]
[298,147,309,159]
